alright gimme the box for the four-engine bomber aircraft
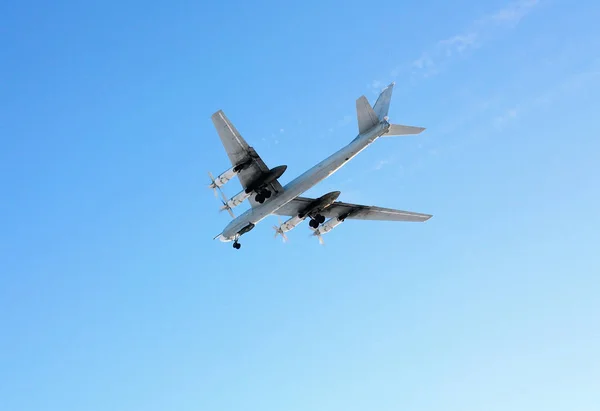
[209,82,432,249]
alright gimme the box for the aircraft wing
[211,110,284,206]
[274,197,432,222]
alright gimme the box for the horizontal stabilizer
[356,96,379,134]
[384,124,426,136]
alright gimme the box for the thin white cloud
[374,158,392,171]
[406,0,540,79]
[492,62,600,129]
[367,80,384,95]
[490,0,540,25]
[438,32,480,56]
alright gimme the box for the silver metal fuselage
[218,121,390,241]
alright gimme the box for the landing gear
[233,241,241,249]
[255,189,272,204]
[309,214,326,228]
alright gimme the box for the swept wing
[274,197,432,222]
[211,110,284,207]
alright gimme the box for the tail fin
[376,82,426,136]
[356,96,379,134]
[356,82,396,134]
[373,82,395,120]
[356,81,426,136]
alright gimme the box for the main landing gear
[255,189,272,204]
[233,241,241,249]
[308,214,326,229]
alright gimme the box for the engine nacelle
[310,210,359,244]
[273,215,305,241]
[220,190,251,212]
[313,217,344,236]
[284,215,305,231]
[209,167,237,189]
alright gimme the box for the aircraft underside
[208,82,432,249]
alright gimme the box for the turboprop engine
[311,209,359,244]
[311,218,343,244]
[219,190,252,217]
[207,159,252,197]
[273,215,305,242]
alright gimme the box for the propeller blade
[208,172,220,198]
[218,194,236,218]
[273,225,288,243]
[219,203,235,218]
[219,189,229,204]
[208,172,229,199]
[309,227,325,245]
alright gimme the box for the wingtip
[383,81,395,91]
[211,109,224,119]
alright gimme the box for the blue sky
[1,0,599,410]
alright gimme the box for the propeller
[207,171,224,198]
[310,228,325,245]
[217,189,236,218]
[273,216,289,243]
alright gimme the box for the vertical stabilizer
[373,82,395,120]
[356,96,379,134]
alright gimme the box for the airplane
[209,82,432,249]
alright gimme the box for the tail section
[355,81,426,136]
[356,82,395,134]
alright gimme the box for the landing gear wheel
[263,190,272,199]
[309,219,319,229]
[316,214,326,224]
[233,242,241,249]
[255,195,265,204]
